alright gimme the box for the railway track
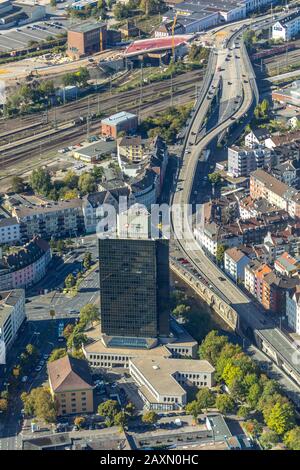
[0,70,203,137]
[0,85,196,172]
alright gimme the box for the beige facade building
[129,357,215,411]
[48,355,94,416]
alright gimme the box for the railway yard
[0,68,200,187]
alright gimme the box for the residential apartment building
[224,247,250,282]
[272,10,300,42]
[194,222,241,258]
[48,355,94,416]
[250,169,300,218]
[0,217,20,245]
[117,135,145,170]
[81,188,131,234]
[129,357,215,411]
[244,128,269,149]
[0,289,25,364]
[244,259,261,296]
[11,198,84,241]
[286,287,300,334]
[272,160,298,188]
[261,272,298,314]
[228,145,271,178]
[0,237,51,290]
[274,252,300,277]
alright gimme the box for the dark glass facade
[98,238,170,338]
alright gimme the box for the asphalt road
[170,23,300,401]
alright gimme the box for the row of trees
[27,166,104,200]
[64,252,93,294]
[113,0,165,20]
[140,104,193,144]
[170,289,212,343]
[62,67,90,88]
[193,331,300,449]
[254,99,270,121]
[21,387,58,424]
[188,44,210,64]
[48,304,99,360]
[97,399,135,428]
[5,65,89,117]
[5,80,55,116]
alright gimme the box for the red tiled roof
[125,36,191,55]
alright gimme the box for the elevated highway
[170,25,300,399]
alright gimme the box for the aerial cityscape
[1,0,300,457]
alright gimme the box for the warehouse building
[67,22,107,59]
[101,111,138,139]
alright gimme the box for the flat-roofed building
[101,112,138,139]
[0,217,20,245]
[67,22,107,59]
[129,357,215,411]
[48,355,94,416]
[0,289,25,364]
[286,286,300,334]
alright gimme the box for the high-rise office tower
[98,235,170,347]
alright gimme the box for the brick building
[101,111,138,139]
[67,22,107,59]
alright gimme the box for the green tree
[98,400,120,427]
[215,244,227,265]
[63,170,79,189]
[67,332,88,350]
[65,273,76,289]
[0,398,8,413]
[247,382,262,409]
[11,176,25,193]
[26,343,38,358]
[142,410,158,425]
[83,252,92,270]
[29,168,52,196]
[215,343,242,380]
[78,172,96,194]
[260,430,280,450]
[172,303,190,318]
[21,387,58,423]
[63,324,74,340]
[48,348,67,362]
[237,405,250,419]
[284,427,300,450]
[198,330,228,366]
[50,0,57,7]
[196,387,215,411]
[125,402,135,416]
[208,172,221,185]
[260,98,269,118]
[215,394,235,414]
[266,402,295,436]
[76,67,90,87]
[114,411,127,428]
[185,400,201,421]
[92,166,104,181]
[79,304,99,325]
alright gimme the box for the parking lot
[0,19,69,53]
